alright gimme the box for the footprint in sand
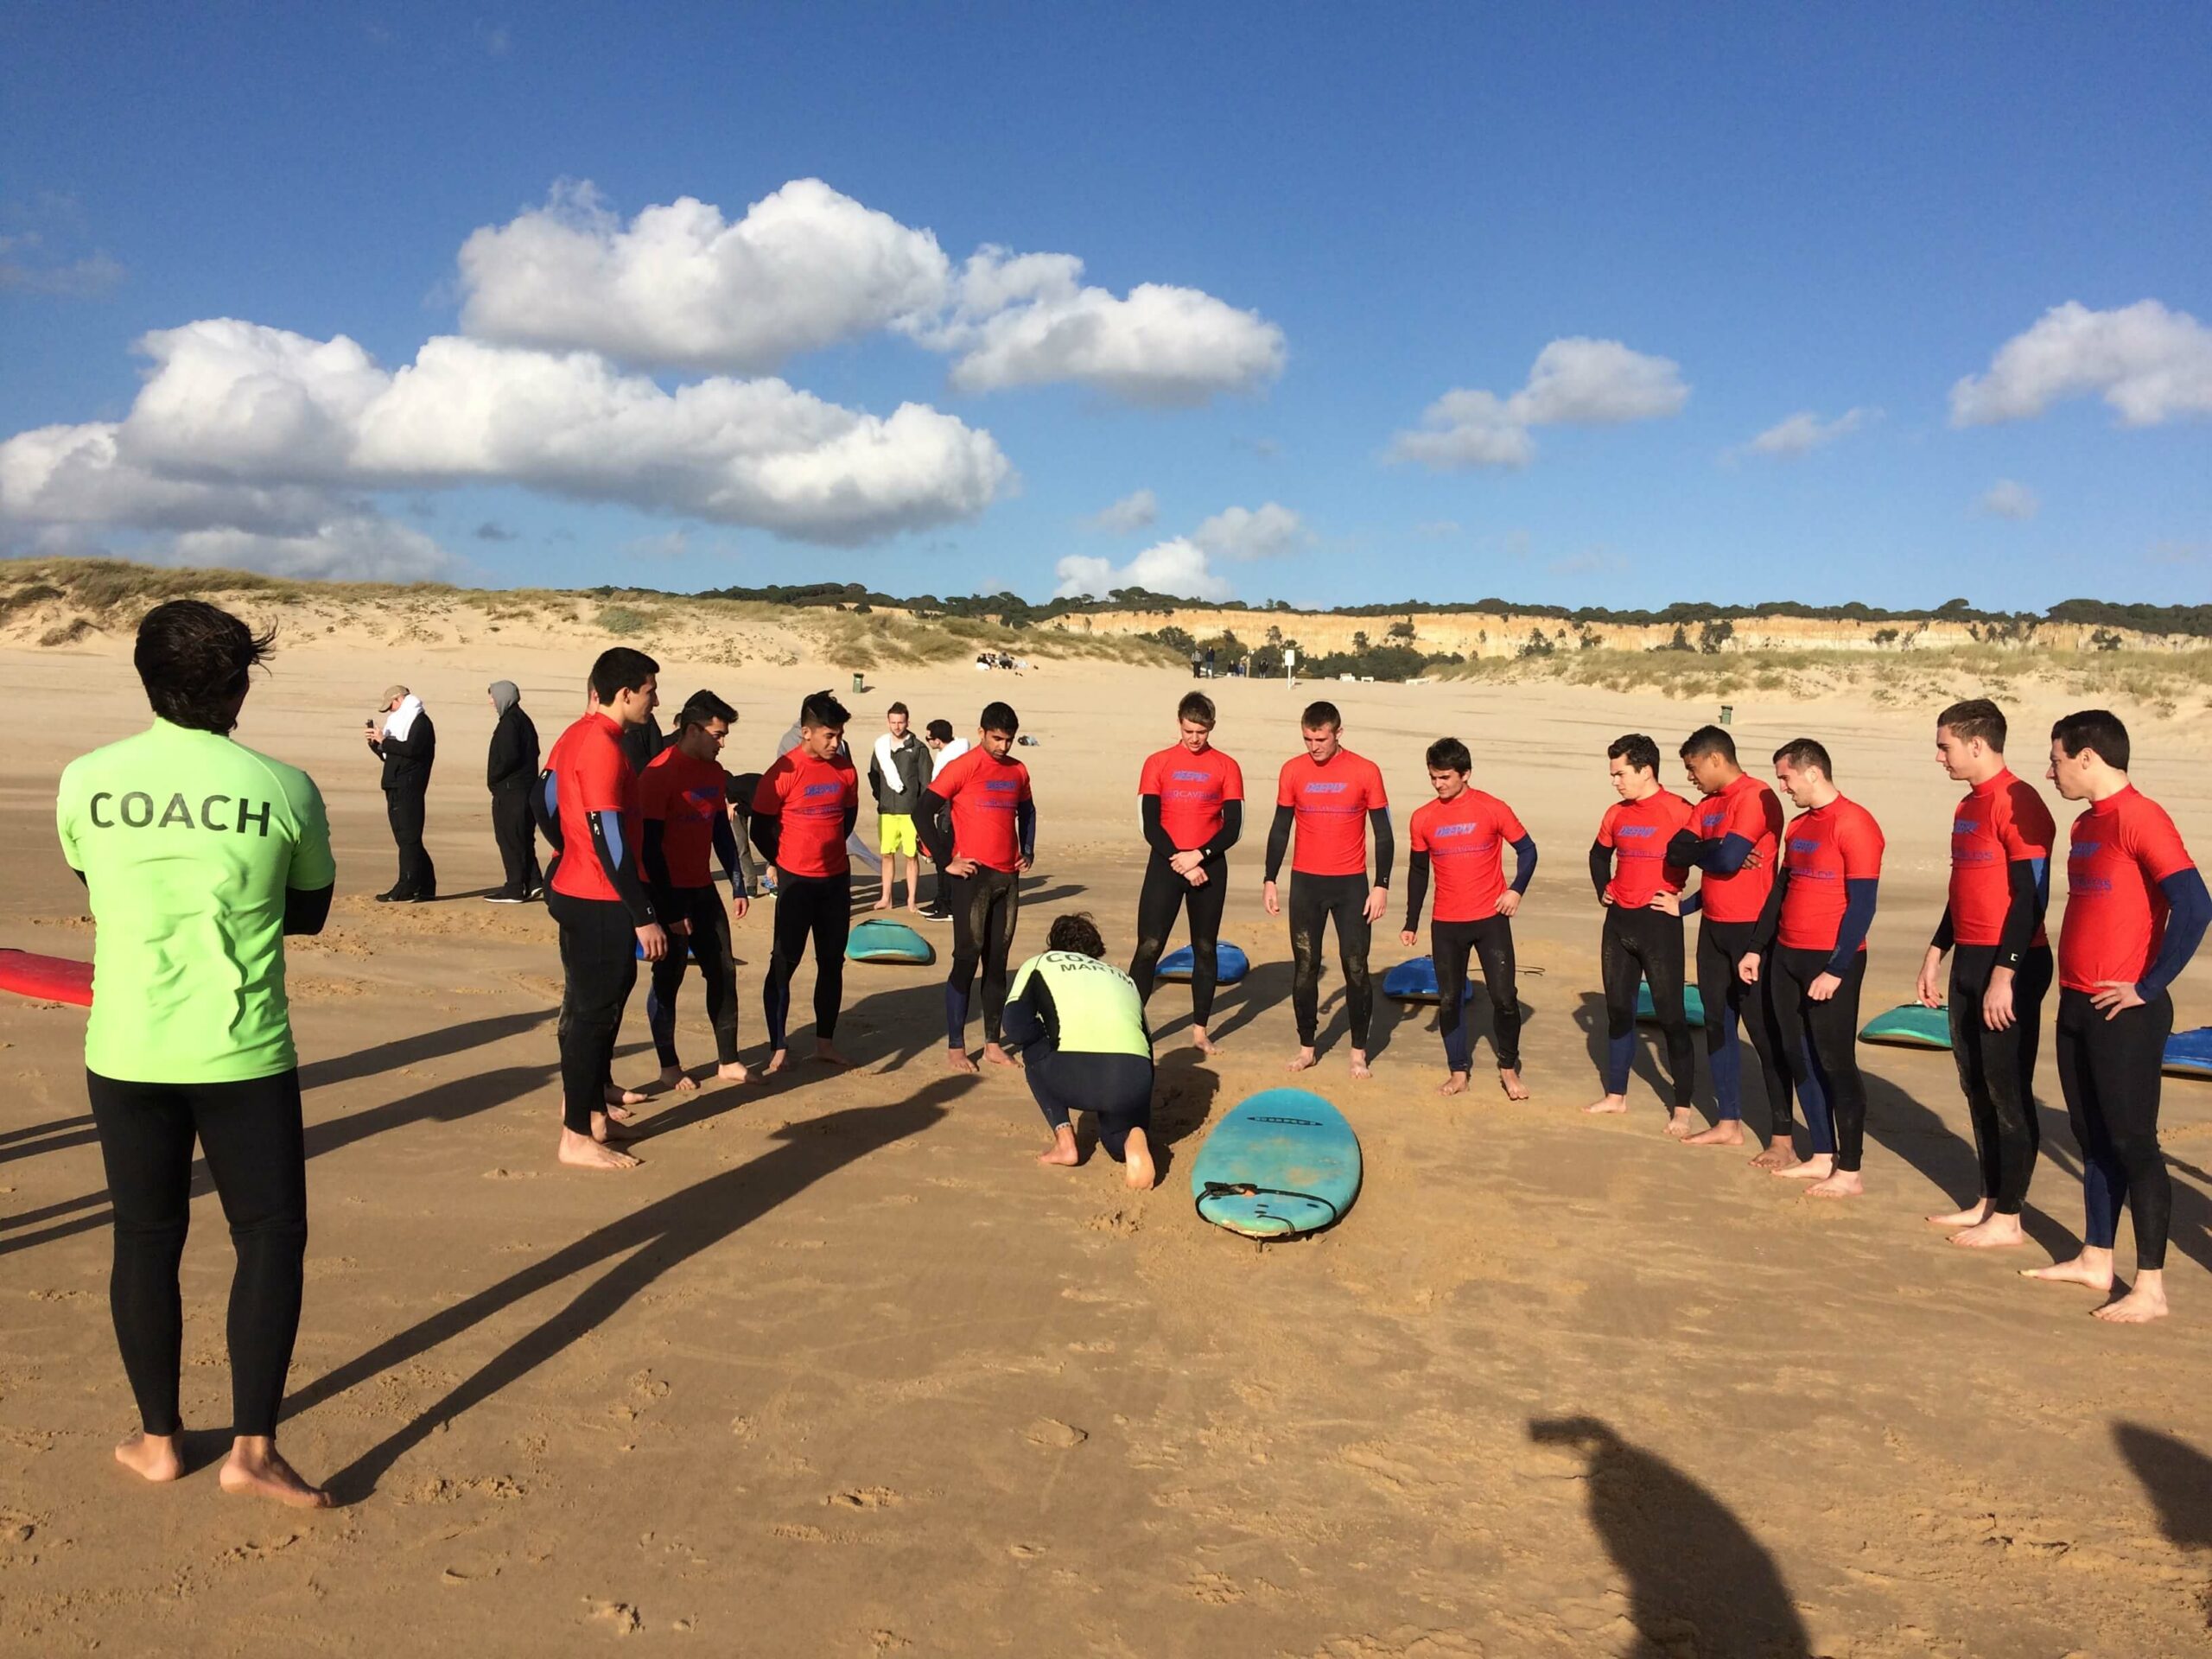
[829,1486,901,1509]
[1025,1419,1088,1448]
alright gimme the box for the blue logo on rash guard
[2072,842,2102,859]
[802,782,844,798]
[1616,824,1657,839]
[1171,769,1211,783]
[1305,781,1349,796]
[1433,822,1478,839]
[1954,819,1980,836]
[984,778,1020,794]
[1789,836,1821,855]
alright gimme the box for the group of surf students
[41,599,2212,1510]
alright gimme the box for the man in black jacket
[485,680,542,903]
[364,683,436,901]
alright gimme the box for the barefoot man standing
[1005,912,1160,1190]
[640,690,752,1092]
[1916,699,2056,1247]
[923,701,1036,1073]
[1263,701,1392,1078]
[1127,690,1244,1055]
[58,601,336,1506]
[1585,734,1698,1134]
[752,690,861,1075]
[1742,739,1884,1198]
[1400,736,1536,1099]
[2024,709,2210,1321]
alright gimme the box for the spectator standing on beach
[484,680,542,903]
[868,702,930,913]
[365,683,435,901]
[918,718,970,921]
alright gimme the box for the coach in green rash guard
[54,601,337,1510]
[1002,913,1158,1191]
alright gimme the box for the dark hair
[887,700,909,717]
[925,718,954,743]
[1938,697,2006,753]
[1178,691,1217,728]
[1300,700,1341,731]
[1046,912,1107,958]
[589,646,659,704]
[677,690,737,732]
[1772,737,1834,779]
[135,600,275,734]
[1679,724,1737,764]
[2052,709,2130,772]
[800,689,850,730]
[1607,733,1661,775]
[981,700,1019,735]
[1426,736,1471,774]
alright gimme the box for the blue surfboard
[1190,1088,1361,1239]
[2166,1027,2212,1079]
[1383,956,1450,1004]
[1635,982,1709,1028]
[1156,941,1249,984]
[846,918,937,965]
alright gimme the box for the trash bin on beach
[1719,704,1734,726]
[851,671,865,694]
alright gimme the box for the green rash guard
[56,720,336,1084]
[1005,951,1152,1058]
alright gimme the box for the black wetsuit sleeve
[842,794,859,842]
[1750,868,1788,954]
[1994,858,2047,970]
[1202,800,1243,861]
[283,883,334,936]
[1510,834,1538,894]
[1403,851,1431,933]
[590,808,658,925]
[750,807,781,869]
[1139,794,1178,861]
[711,813,747,899]
[643,820,680,918]
[1930,903,1956,954]
[1370,808,1393,888]
[1827,879,1878,976]
[1588,841,1612,902]
[1263,804,1294,882]
[532,770,563,853]
[1016,799,1037,861]
[1001,969,1052,1050]
[2141,869,2212,1000]
[919,791,955,864]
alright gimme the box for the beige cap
[379,683,410,706]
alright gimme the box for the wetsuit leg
[559,896,636,1135]
[1431,918,1478,1074]
[1128,858,1187,1005]
[944,873,981,1047]
[1781,946,1868,1171]
[763,872,817,1053]
[1287,874,1328,1046]
[1599,907,1641,1094]
[1700,918,1780,1124]
[1029,1049,1154,1160]
[689,890,740,1065]
[1185,862,1229,1027]
[2076,988,2175,1269]
[1327,875,1375,1049]
[1638,908,1694,1107]
[2056,988,2124,1249]
[810,874,852,1039]
[1025,1039,1072,1132]
[193,1071,308,1437]
[1471,915,1522,1071]
[978,868,1020,1043]
[1948,945,2004,1207]
[85,1073,196,1435]
[1961,944,2052,1213]
[647,918,690,1069]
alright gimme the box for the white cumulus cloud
[1389,338,1688,470]
[1950,300,2212,427]
[1978,480,2041,521]
[1191,500,1303,561]
[0,319,1013,550]
[1742,406,1875,458]
[1090,487,1158,533]
[1052,537,1232,603]
[170,517,455,582]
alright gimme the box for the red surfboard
[0,948,94,1007]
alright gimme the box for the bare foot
[947,1047,978,1075]
[982,1043,1020,1069]
[763,1048,791,1077]
[660,1064,698,1095]
[1122,1126,1157,1191]
[114,1431,184,1484]
[1750,1140,1801,1172]
[1037,1124,1081,1167]
[1773,1154,1834,1181]
[1685,1121,1745,1147]
[1663,1107,1696,1140]
[1286,1046,1319,1074]
[1497,1067,1530,1101]
[1949,1212,2026,1249]
[219,1437,332,1509]
[1348,1050,1371,1080]
[1583,1094,1629,1116]
[813,1040,852,1068]
[1192,1027,1219,1057]
[2093,1273,2170,1324]
[715,1059,752,1084]
[2022,1250,2115,1292]
[1439,1071,1469,1096]
[870,897,893,912]
[1804,1169,1864,1199]
[1926,1201,1990,1229]
[559,1128,639,1170]
[602,1085,646,1112]
[591,1109,639,1145]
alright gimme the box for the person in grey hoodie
[485,680,542,902]
[868,701,930,912]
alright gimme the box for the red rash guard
[550,712,637,902]
[1778,796,1885,952]
[752,749,858,878]
[1949,769,2056,948]
[928,747,1033,872]
[1139,745,1243,849]
[1598,790,1693,906]
[1277,750,1388,878]
[1696,772,1782,924]
[639,746,729,888]
[2059,785,2196,992]
[1411,789,1528,922]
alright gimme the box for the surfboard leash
[1195,1180,1342,1236]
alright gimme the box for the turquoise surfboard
[1859,1003,1952,1050]
[1157,941,1249,984]
[1635,982,1708,1027]
[846,918,937,965]
[1191,1088,1361,1239]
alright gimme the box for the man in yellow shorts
[868,700,930,913]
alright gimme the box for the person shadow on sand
[1529,1415,1813,1658]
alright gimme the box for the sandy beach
[5,623,2212,1657]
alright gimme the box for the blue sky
[3,3,2207,610]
